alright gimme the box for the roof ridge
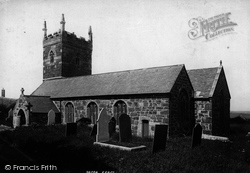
[25,95,51,98]
[187,66,221,71]
[43,64,184,82]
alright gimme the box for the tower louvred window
[50,51,55,63]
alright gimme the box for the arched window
[87,102,98,124]
[65,102,74,123]
[114,100,127,125]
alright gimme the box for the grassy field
[0,123,250,173]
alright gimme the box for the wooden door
[142,120,149,137]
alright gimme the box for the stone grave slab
[119,114,132,142]
[96,108,109,142]
[191,123,202,148]
[109,117,116,138]
[47,109,56,125]
[152,124,168,153]
[65,123,77,136]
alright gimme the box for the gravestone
[90,124,97,137]
[76,117,91,126]
[47,109,56,125]
[96,108,109,142]
[6,109,13,124]
[8,109,13,118]
[65,123,77,136]
[119,114,132,142]
[245,145,250,163]
[191,123,202,148]
[109,117,116,138]
[152,124,168,153]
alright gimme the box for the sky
[0,0,249,111]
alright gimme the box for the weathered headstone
[55,113,61,124]
[96,108,109,142]
[6,109,13,124]
[109,117,116,138]
[90,124,97,137]
[66,123,77,136]
[47,109,56,125]
[76,117,91,126]
[245,145,250,163]
[191,123,202,148]
[13,116,20,128]
[119,113,132,142]
[8,109,13,118]
[152,124,168,153]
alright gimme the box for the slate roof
[32,64,184,99]
[187,66,221,98]
[24,95,59,113]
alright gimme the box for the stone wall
[168,66,195,136]
[54,96,169,137]
[61,31,92,77]
[43,36,63,79]
[29,113,48,125]
[194,100,212,135]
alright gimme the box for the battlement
[64,31,87,41]
[43,32,62,47]
[43,30,91,47]
[44,30,88,41]
[42,14,92,47]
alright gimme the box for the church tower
[42,14,92,80]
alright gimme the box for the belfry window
[49,51,55,63]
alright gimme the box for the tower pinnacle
[88,26,92,42]
[60,14,66,32]
[42,21,47,37]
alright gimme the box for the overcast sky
[0,0,249,111]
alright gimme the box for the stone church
[13,14,230,137]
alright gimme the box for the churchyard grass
[0,123,249,172]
